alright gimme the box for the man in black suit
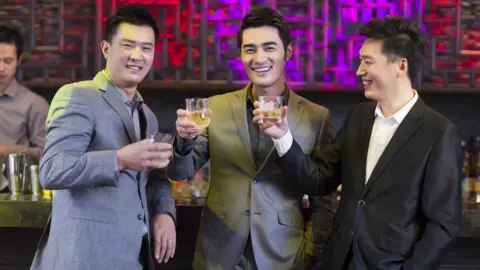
[253,16,462,270]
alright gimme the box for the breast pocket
[68,204,117,225]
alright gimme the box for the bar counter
[1,194,479,269]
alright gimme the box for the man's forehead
[359,40,383,55]
[114,23,155,42]
[242,26,282,45]
[0,43,17,54]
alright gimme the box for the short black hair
[104,5,159,43]
[359,16,426,83]
[237,7,291,53]
[0,24,23,60]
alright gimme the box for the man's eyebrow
[120,39,154,46]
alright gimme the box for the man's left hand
[152,214,176,264]
[252,101,289,139]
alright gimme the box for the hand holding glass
[148,132,174,162]
[185,98,212,129]
[258,96,283,123]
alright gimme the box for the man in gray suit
[169,7,337,270]
[30,6,176,270]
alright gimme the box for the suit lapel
[256,90,304,174]
[232,87,256,171]
[93,72,136,143]
[363,99,426,194]
[354,104,376,195]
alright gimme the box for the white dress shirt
[273,91,419,184]
[365,91,418,182]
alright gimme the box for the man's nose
[130,47,142,60]
[356,65,365,77]
[253,50,267,63]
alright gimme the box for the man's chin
[250,78,276,88]
[364,89,379,101]
[125,74,146,85]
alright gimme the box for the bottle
[461,141,471,201]
[474,136,480,202]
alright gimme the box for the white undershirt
[365,91,418,182]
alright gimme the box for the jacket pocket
[68,204,117,224]
[278,212,304,229]
[377,233,413,256]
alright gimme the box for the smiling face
[101,22,155,89]
[240,26,292,90]
[357,39,406,101]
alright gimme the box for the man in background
[169,7,337,269]
[30,6,176,270]
[0,24,49,191]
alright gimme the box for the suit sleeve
[147,168,177,225]
[275,108,354,197]
[39,85,120,190]
[403,123,462,270]
[167,121,210,181]
[305,110,339,260]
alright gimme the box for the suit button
[245,210,250,216]
[358,200,365,207]
[349,231,353,237]
[137,214,143,220]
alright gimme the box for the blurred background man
[0,24,49,192]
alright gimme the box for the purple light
[209,0,425,86]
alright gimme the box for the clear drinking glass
[258,96,283,122]
[185,98,212,129]
[148,132,174,162]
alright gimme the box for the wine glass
[185,98,212,129]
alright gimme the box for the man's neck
[252,79,285,100]
[103,69,137,100]
[119,87,137,101]
[0,78,14,96]
[378,87,416,118]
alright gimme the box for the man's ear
[101,40,109,60]
[397,58,408,77]
[285,43,292,61]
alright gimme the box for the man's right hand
[116,139,172,171]
[175,109,202,140]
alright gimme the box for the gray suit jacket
[30,72,176,270]
[168,86,337,270]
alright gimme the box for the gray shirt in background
[0,78,49,164]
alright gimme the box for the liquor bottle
[474,136,480,202]
[460,140,471,201]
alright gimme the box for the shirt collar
[374,90,418,124]
[101,69,144,109]
[246,83,290,107]
[2,78,20,98]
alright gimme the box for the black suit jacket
[276,99,462,270]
